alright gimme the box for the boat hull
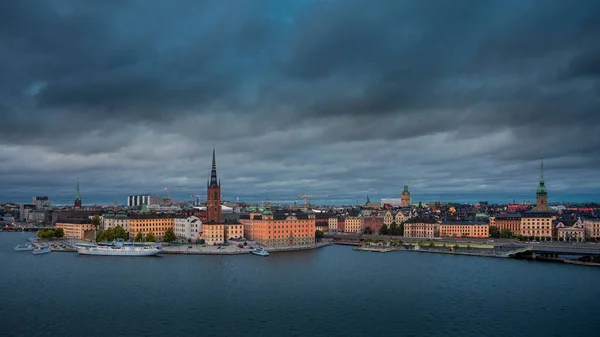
[32,249,51,255]
[77,246,161,256]
[15,246,35,252]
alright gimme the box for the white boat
[33,245,51,255]
[252,247,269,257]
[14,242,35,251]
[76,239,161,257]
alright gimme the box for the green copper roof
[75,179,81,201]
[263,210,273,215]
[536,159,548,197]
[402,185,410,194]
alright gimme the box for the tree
[389,222,399,235]
[164,228,177,243]
[113,226,128,240]
[37,229,54,239]
[54,228,64,238]
[91,215,101,229]
[380,224,389,235]
[453,244,460,250]
[315,230,324,240]
[500,228,512,239]
[96,229,105,242]
[103,228,116,242]
[399,222,405,237]
[146,232,156,242]
[363,227,373,235]
[489,226,500,238]
[428,242,435,248]
[418,201,423,208]
[134,232,144,242]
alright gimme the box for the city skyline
[2,1,600,204]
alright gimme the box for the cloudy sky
[1,0,599,205]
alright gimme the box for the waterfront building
[555,218,585,241]
[363,214,384,233]
[32,196,52,210]
[225,224,243,240]
[383,211,394,226]
[240,211,316,247]
[489,213,522,235]
[401,185,411,208]
[520,213,554,239]
[202,224,225,245]
[533,159,550,212]
[403,218,439,238]
[102,212,129,231]
[395,211,409,224]
[315,214,329,232]
[344,216,363,234]
[127,195,164,208]
[439,221,489,238]
[74,179,82,209]
[174,216,201,242]
[583,218,600,240]
[128,215,175,240]
[56,218,95,240]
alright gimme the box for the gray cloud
[1,0,600,205]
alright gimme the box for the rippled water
[1,232,599,337]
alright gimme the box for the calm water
[1,232,599,337]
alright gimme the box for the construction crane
[298,194,328,210]
[190,194,206,206]
[262,200,297,209]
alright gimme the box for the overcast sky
[1,0,600,205]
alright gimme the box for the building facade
[225,224,244,240]
[439,222,489,238]
[555,219,585,241]
[583,219,600,240]
[242,211,316,247]
[102,212,130,231]
[489,213,522,235]
[404,219,439,238]
[174,216,201,242]
[344,216,363,233]
[520,213,554,238]
[56,219,95,240]
[128,216,175,240]
[32,196,52,210]
[202,224,225,245]
[127,195,164,207]
[29,210,49,224]
[328,216,338,232]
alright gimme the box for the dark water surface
[1,232,599,337]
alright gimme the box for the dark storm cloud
[1,0,600,203]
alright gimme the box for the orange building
[344,216,363,233]
[490,213,522,235]
[439,221,489,238]
[239,210,316,247]
[55,219,95,240]
[202,223,225,245]
[128,215,175,240]
[225,224,243,240]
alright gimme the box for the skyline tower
[206,147,222,223]
[74,179,82,209]
[533,159,549,211]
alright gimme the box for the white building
[127,195,164,207]
[380,198,401,207]
[146,204,180,212]
[174,216,202,242]
[32,196,52,209]
[102,212,130,231]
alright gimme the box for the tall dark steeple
[209,146,219,188]
[74,178,82,209]
[206,147,222,223]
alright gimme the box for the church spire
[540,158,545,185]
[536,158,547,197]
[75,178,81,201]
[209,146,219,188]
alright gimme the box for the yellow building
[225,224,243,240]
[583,219,600,240]
[439,222,489,238]
[521,213,555,239]
[55,219,95,240]
[328,216,338,232]
[128,215,175,240]
[383,211,394,226]
[344,216,363,233]
[404,219,439,238]
[202,224,225,245]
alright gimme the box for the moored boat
[14,242,35,251]
[252,247,269,257]
[76,239,161,257]
[32,245,51,255]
